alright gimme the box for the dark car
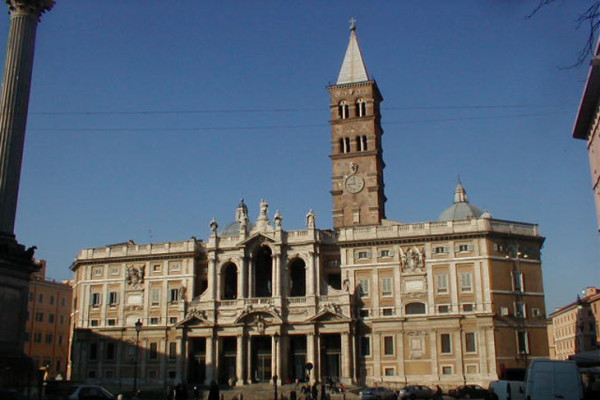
[0,389,27,400]
[397,385,436,399]
[449,384,490,399]
[66,385,115,400]
[359,386,398,400]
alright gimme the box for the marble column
[246,336,253,384]
[307,332,316,383]
[0,3,53,385]
[205,336,215,384]
[341,332,352,384]
[0,0,54,238]
[236,335,244,385]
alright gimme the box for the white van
[525,359,583,400]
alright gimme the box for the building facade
[573,43,600,230]
[548,287,599,360]
[69,25,549,390]
[24,261,72,379]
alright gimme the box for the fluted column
[0,0,54,239]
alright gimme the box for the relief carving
[126,265,145,287]
[400,246,425,272]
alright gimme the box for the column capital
[6,0,55,17]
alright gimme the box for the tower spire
[336,19,369,85]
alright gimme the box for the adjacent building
[24,261,72,379]
[69,24,549,390]
[573,42,600,230]
[548,287,599,360]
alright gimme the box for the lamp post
[133,319,143,395]
[273,332,279,400]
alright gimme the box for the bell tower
[328,21,386,228]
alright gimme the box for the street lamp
[273,332,279,400]
[133,319,143,395]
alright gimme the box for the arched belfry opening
[289,258,306,297]
[222,263,238,300]
[254,245,272,297]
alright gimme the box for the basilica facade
[69,25,549,390]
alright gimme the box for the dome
[220,221,254,236]
[438,182,484,221]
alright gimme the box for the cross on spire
[349,17,357,30]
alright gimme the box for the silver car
[398,385,436,399]
[359,386,398,400]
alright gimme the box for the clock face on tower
[345,175,365,193]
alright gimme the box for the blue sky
[3,0,599,311]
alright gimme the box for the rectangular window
[49,295,55,305]
[150,317,159,325]
[149,342,158,360]
[153,264,162,273]
[35,312,43,322]
[169,288,179,302]
[513,271,524,292]
[38,293,43,303]
[361,337,371,357]
[170,263,181,273]
[93,267,103,277]
[441,366,453,375]
[109,292,119,305]
[110,266,120,276]
[58,335,63,345]
[91,292,101,306]
[29,292,33,302]
[517,331,529,354]
[151,288,161,306]
[48,313,55,323]
[61,297,66,307]
[434,246,449,254]
[169,342,177,359]
[359,309,370,318]
[106,342,115,360]
[356,251,371,260]
[90,319,99,327]
[34,332,42,343]
[358,279,370,297]
[462,303,475,312]
[516,302,527,318]
[441,333,452,354]
[465,332,477,353]
[107,319,116,326]
[379,249,392,258]
[382,308,394,316]
[89,343,98,360]
[438,305,450,314]
[384,367,395,376]
[436,274,449,294]
[381,277,393,296]
[60,315,65,325]
[460,272,473,292]
[383,336,394,355]
[169,317,178,324]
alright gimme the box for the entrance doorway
[289,335,307,381]
[219,337,237,384]
[252,336,272,382]
[320,334,341,381]
[189,338,206,384]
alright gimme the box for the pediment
[177,312,214,328]
[307,309,350,323]
[239,232,275,247]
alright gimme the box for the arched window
[356,99,366,117]
[405,302,426,315]
[338,101,349,119]
[254,246,273,297]
[222,263,237,300]
[289,258,306,297]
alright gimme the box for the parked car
[359,386,398,400]
[65,385,116,400]
[488,380,525,400]
[0,389,27,400]
[449,384,490,399]
[397,385,436,399]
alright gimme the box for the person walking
[208,380,220,400]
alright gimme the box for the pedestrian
[312,383,318,400]
[290,390,297,400]
[435,385,442,400]
[176,383,188,400]
[320,383,326,400]
[208,380,220,400]
[193,385,200,400]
